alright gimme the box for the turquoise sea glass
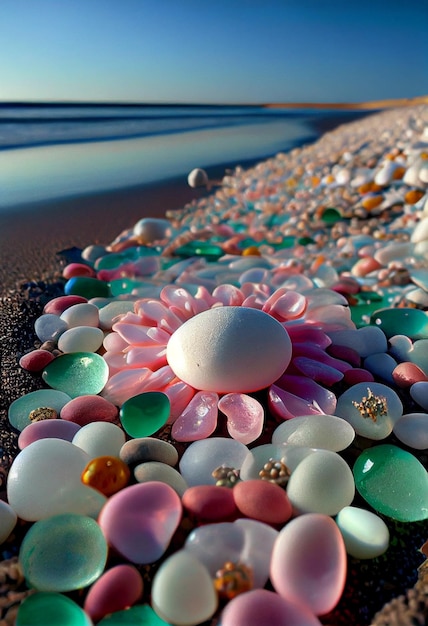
[65,276,111,299]
[370,307,428,339]
[353,444,428,522]
[16,592,92,625]
[42,352,109,398]
[98,604,169,625]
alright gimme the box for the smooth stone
[404,287,428,308]
[120,392,170,438]
[166,306,292,393]
[60,302,100,328]
[233,479,292,525]
[19,513,107,591]
[42,352,109,398]
[18,419,80,449]
[327,326,388,358]
[61,394,118,426]
[44,295,88,315]
[120,437,178,467]
[220,589,322,626]
[392,362,428,387]
[34,313,68,342]
[82,244,108,263]
[353,444,428,521]
[187,168,209,187]
[409,268,428,290]
[151,550,218,626]
[334,382,403,439]
[335,506,390,559]
[343,368,375,385]
[63,262,96,279]
[393,413,428,449]
[7,438,106,521]
[19,349,55,372]
[171,391,219,442]
[64,276,111,299]
[363,353,397,384]
[8,389,72,431]
[133,217,171,242]
[388,334,414,361]
[411,218,428,243]
[406,339,428,374]
[179,437,249,487]
[134,461,188,497]
[370,307,428,340]
[182,485,238,521]
[184,522,245,576]
[272,414,355,452]
[72,422,126,459]
[57,325,104,353]
[16,593,92,626]
[0,500,17,544]
[98,300,136,330]
[84,564,143,622]
[270,513,346,615]
[411,380,428,409]
[218,393,264,444]
[286,450,355,516]
[374,241,414,265]
[98,482,182,564]
[233,518,279,588]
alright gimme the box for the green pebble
[16,592,92,625]
[370,307,428,339]
[321,207,342,224]
[297,236,315,246]
[96,247,159,270]
[42,352,109,398]
[120,391,171,437]
[19,514,108,592]
[98,604,169,625]
[109,277,146,296]
[175,241,224,260]
[65,276,111,299]
[353,444,428,522]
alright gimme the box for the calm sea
[0,103,373,210]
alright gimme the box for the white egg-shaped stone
[166,306,292,393]
[57,326,104,353]
[0,501,17,544]
[272,414,355,452]
[151,550,218,625]
[393,413,428,449]
[72,422,126,459]
[286,450,355,516]
[133,218,171,243]
[335,382,403,439]
[187,168,209,188]
[336,506,390,559]
[60,303,100,328]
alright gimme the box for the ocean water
[0,104,372,209]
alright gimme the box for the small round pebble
[120,437,179,467]
[19,349,55,372]
[134,461,188,496]
[335,506,390,559]
[182,485,239,521]
[83,564,143,622]
[233,479,292,525]
[60,394,118,426]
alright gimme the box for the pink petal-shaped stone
[285,325,331,349]
[268,385,324,420]
[172,391,218,442]
[101,368,153,405]
[218,393,264,444]
[305,305,355,330]
[270,514,346,615]
[164,381,196,422]
[160,285,201,317]
[112,323,168,346]
[135,300,182,334]
[103,332,129,353]
[275,374,337,415]
[212,284,245,306]
[263,290,307,322]
[292,357,344,385]
[126,346,167,370]
[98,482,182,564]
[291,344,351,373]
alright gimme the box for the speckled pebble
[134,461,188,496]
[60,395,118,426]
[120,437,179,467]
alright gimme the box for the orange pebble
[392,166,406,180]
[82,456,130,496]
[311,176,321,187]
[405,189,424,204]
[310,254,326,272]
[362,195,384,211]
[324,174,335,184]
[242,246,261,256]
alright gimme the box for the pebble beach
[1,104,428,625]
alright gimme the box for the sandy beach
[1,105,428,625]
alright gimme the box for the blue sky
[0,0,426,104]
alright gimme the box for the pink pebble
[330,276,360,296]
[60,395,118,426]
[18,419,81,449]
[19,349,55,372]
[233,479,292,526]
[182,486,239,522]
[326,344,361,367]
[62,263,96,279]
[351,257,382,278]
[392,362,428,388]
[270,513,346,616]
[343,368,375,385]
[43,295,88,315]
[84,564,143,622]
[220,589,322,626]
[98,481,182,564]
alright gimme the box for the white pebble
[72,422,126,459]
[336,506,389,559]
[60,303,100,328]
[272,414,355,452]
[393,413,428,449]
[57,326,104,353]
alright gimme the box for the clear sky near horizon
[0,0,427,105]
